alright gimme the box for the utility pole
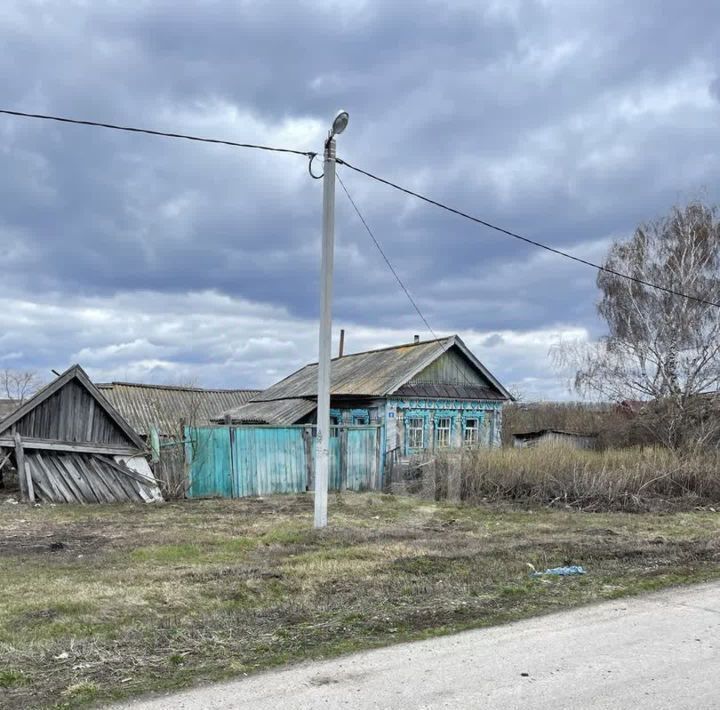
[315,110,349,529]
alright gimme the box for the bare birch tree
[554,202,720,448]
[1,369,43,403]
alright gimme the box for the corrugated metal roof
[0,399,18,422]
[222,398,316,425]
[255,337,458,400]
[96,382,260,436]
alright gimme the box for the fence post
[375,426,382,491]
[304,425,314,492]
[339,425,348,490]
[447,454,461,503]
[183,426,191,498]
[14,433,31,502]
[228,426,236,498]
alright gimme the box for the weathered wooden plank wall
[232,427,307,496]
[13,380,129,445]
[343,427,381,490]
[186,425,382,499]
[409,349,486,385]
[23,450,161,504]
[185,428,233,498]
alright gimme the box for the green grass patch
[0,492,719,709]
[0,669,28,688]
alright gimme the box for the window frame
[329,410,341,437]
[435,416,452,448]
[406,416,426,450]
[463,417,480,445]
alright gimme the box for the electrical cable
[338,159,720,310]
[0,109,315,158]
[308,153,323,179]
[6,107,711,309]
[336,172,495,402]
[336,172,440,341]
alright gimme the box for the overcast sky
[1,0,719,399]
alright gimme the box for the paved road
[114,582,720,710]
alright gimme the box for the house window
[464,418,480,445]
[352,414,369,425]
[435,417,452,447]
[330,414,340,436]
[407,417,425,449]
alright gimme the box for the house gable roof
[386,335,513,400]
[245,335,513,404]
[0,364,145,449]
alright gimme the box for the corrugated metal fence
[185,425,383,498]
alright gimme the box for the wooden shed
[0,365,162,504]
[512,429,598,450]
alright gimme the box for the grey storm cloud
[2,0,720,397]
[710,77,720,102]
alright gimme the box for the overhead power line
[5,106,718,310]
[336,172,440,341]
[338,159,720,310]
[336,172,482,394]
[0,109,314,157]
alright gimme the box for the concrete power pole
[314,110,349,529]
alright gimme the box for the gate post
[339,425,348,490]
[228,426,236,498]
[303,425,314,491]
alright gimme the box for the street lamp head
[331,110,349,137]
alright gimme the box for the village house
[1,337,512,502]
[219,335,513,462]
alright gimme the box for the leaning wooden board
[23,451,162,504]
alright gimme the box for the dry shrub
[394,446,720,512]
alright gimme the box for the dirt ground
[1,493,720,709]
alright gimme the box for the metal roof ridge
[292,336,455,368]
[95,381,261,394]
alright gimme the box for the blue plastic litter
[530,565,586,578]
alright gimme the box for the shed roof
[512,429,598,440]
[251,335,512,402]
[96,381,260,436]
[222,398,316,425]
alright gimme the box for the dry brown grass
[400,446,720,511]
[1,493,720,708]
